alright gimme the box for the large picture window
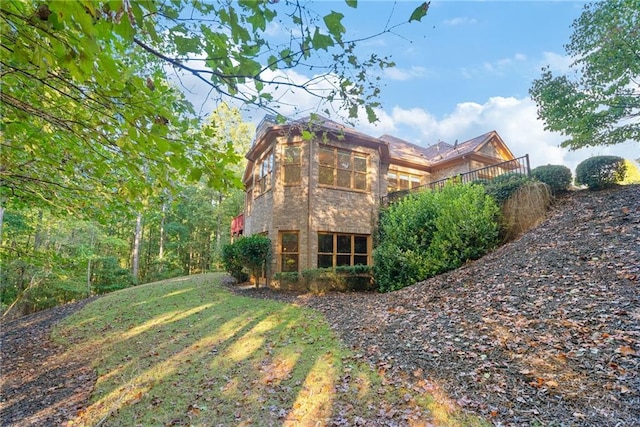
[280,232,299,272]
[317,233,369,268]
[283,145,301,184]
[387,170,421,193]
[319,146,367,191]
[255,149,274,196]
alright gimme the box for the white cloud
[383,66,432,81]
[443,17,477,26]
[540,51,574,74]
[357,96,640,173]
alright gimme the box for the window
[280,232,299,272]
[319,146,367,191]
[255,149,273,196]
[317,233,369,268]
[387,169,422,193]
[283,145,301,184]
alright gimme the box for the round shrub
[531,164,572,194]
[575,156,626,190]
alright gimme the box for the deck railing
[385,154,530,204]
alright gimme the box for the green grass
[53,273,487,426]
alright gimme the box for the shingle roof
[379,134,432,164]
[254,115,505,167]
[432,131,495,164]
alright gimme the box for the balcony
[231,213,244,237]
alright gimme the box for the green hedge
[575,156,626,190]
[531,164,572,194]
[374,183,500,292]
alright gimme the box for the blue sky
[182,1,639,172]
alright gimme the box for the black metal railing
[385,154,530,204]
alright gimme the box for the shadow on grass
[53,273,486,426]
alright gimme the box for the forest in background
[1,105,252,317]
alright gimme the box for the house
[234,115,524,281]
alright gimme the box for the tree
[530,0,640,149]
[1,1,429,214]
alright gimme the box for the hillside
[1,185,638,426]
[234,184,640,425]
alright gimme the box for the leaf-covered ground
[232,185,640,426]
[1,185,638,426]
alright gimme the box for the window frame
[254,149,274,197]
[387,169,422,193]
[317,233,369,268]
[282,144,302,185]
[318,146,368,192]
[280,231,299,272]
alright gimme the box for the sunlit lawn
[53,273,486,426]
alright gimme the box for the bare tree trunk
[159,202,166,261]
[132,214,142,281]
[215,193,222,255]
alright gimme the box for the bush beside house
[222,235,270,286]
[374,183,500,292]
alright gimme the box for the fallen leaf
[617,346,636,356]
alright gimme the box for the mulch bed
[1,185,638,426]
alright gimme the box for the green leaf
[311,28,334,51]
[301,130,313,141]
[323,11,345,41]
[345,0,358,8]
[365,105,377,123]
[409,2,430,23]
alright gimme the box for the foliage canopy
[530,0,639,150]
[1,0,428,213]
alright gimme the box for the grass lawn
[53,273,485,426]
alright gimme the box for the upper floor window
[317,233,369,268]
[255,149,273,196]
[283,145,301,185]
[319,146,367,191]
[387,170,421,193]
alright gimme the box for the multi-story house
[232,115,525,281]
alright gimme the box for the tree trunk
[159,202,166,262]
[215,193,222,256]
[132,214,142,280]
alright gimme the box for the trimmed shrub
[482,173,533,204]
[221,241,249,283]
[575,156,626,190]
[374,183,500,292]
[531,164,572,194]
[222,235,271,285]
